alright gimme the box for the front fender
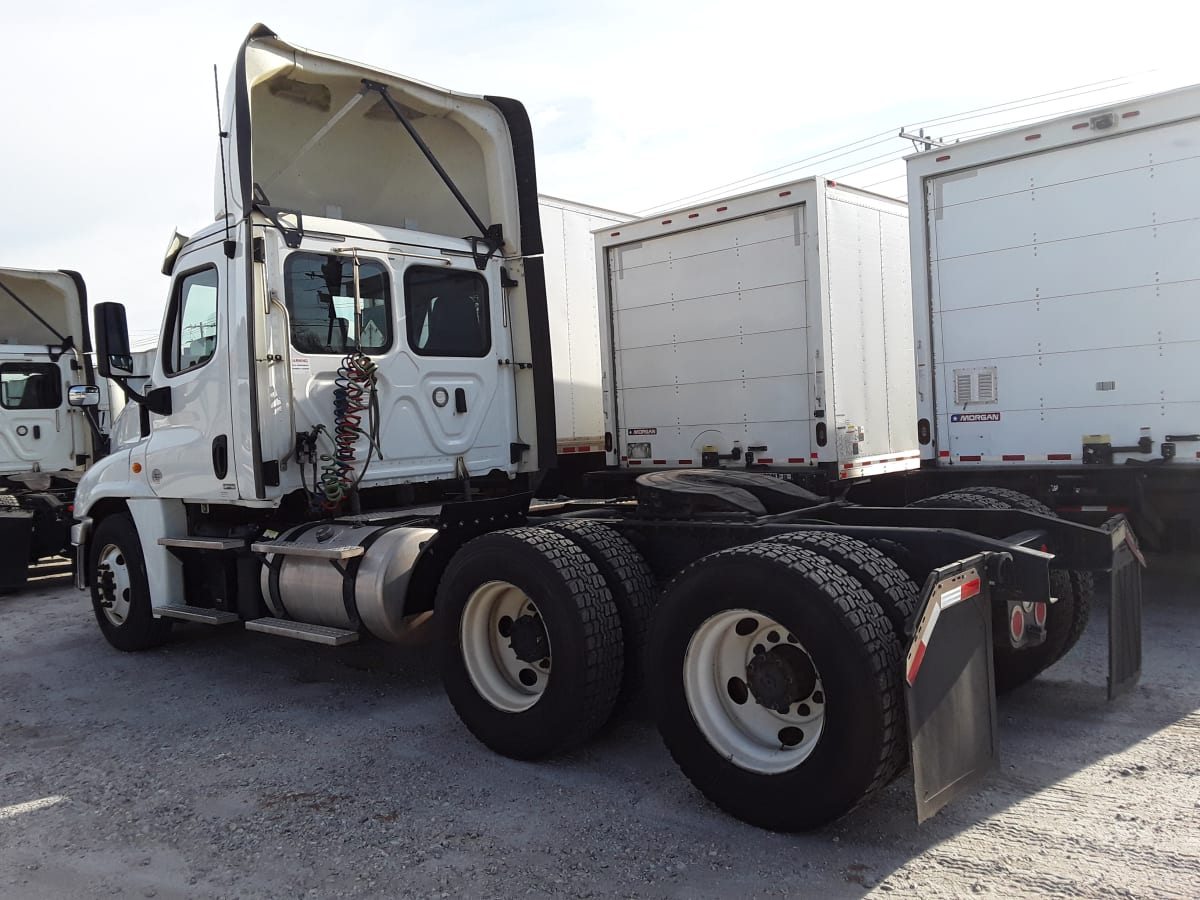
[74,447,152,518]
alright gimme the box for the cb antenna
[214,64,234,257]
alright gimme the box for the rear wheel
[436,527,623,759]
[542,520,656,702]
[907,489,1086,691]
[943,486,1093,663]
[761,531,919,639]
[89,514,172,652]
[909,490,1011,511]
[647,541,903,831]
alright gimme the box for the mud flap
[0,510,34,592]
[904,553,999,823]
[1107,522,1143,700]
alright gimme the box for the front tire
[647,541,903,831]
[436,527,624,760]
[89,514,172,652]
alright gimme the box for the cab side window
[163,267,219,376]
[0,363,62,410]
[284,253,392,355]
[404,267,490,357]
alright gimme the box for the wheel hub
[683,608,826,774]
[746,644,817,714]
[98,568,117,608]
[461,581,552,714]
[506,613,549,664]
[95,543,132,627]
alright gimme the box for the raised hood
[0,267,89,352]
[216,24,542,258]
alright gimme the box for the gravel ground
[1,555,1198,899]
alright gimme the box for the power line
[906,74,1142,132]
[636,130,897,214]
[836,84,1156,187]
[636,73,1156,215]
[862,172,907,190]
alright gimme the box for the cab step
[158,536,247,551]
[244,617,360,646]
[249,541,364,560]
[156,604,240,625]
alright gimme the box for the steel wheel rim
[461,580,551,713]
[683,608,826,774]
[96,542,133,627]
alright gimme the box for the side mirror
[68,385,101,407]
[94,302,134,378]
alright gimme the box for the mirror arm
[82,407,111,459]
[110,375,148,406]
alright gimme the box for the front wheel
[647,541,904,831]
[89,514,172,651]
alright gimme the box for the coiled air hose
[316,350,380,511]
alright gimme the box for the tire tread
[543,520,656,701]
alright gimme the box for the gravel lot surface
[2,555,1198,899]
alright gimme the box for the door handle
[454,388,467,414]
[32,425,41,439]
[212,434,229,479]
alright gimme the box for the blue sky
[2,0,1196,335]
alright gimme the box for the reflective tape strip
[906,569,981,686]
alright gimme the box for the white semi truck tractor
[0,266,111,590]
[71,25,1142,831]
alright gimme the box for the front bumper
[70,517,92,590]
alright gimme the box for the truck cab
[78,24,553,517]
[0,266,108,587]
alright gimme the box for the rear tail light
[1033,602,1047,628]
[1009,606,1026,642]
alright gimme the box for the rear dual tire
[910,488,1091,691]
[647,540,904,831]
[436,527,624,760]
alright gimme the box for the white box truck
[538,194,629,491]
[898,84,1200,550]
[0,266,112,589]
[596,177,919,489]
[68,24,1140,834]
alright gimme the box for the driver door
[142,240,238,500]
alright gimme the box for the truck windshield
[0,362,62,410]
[284,253,392,355]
